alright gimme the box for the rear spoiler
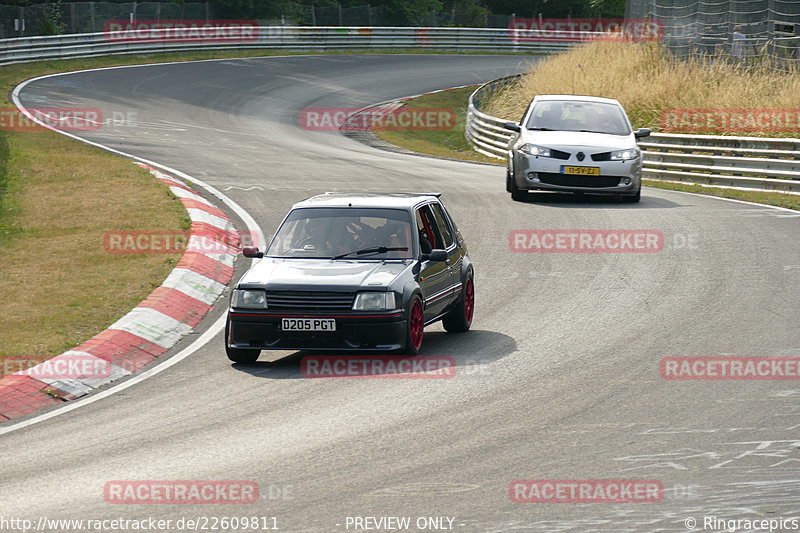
[322,191,442,198]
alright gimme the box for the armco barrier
[465,78,800,194]
[0,26,574,66]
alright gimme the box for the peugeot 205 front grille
[266,291,356,311]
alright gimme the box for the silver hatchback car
[504,95,650,203]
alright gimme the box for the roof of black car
[293,192,442,210]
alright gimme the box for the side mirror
[635,128,651,139]
[242,246,264,258]
[422,249,448,262]
[504,121,521,132]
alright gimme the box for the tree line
[6,0,625,26]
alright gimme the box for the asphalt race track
[3,54,800,532]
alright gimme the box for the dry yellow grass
[485,41,800,135]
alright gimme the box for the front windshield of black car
[525,100,631,136]
[266,207,413,259]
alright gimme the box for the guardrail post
[69,3,76,34]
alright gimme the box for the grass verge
[374,87,499,164]
[0,56,207,359]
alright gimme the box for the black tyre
[442,274,474,333]
[621,189,641,203]
[508,171,526,201]
[225,318,260,363]
[402,296,424,355]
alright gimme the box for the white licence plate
[281,318,336,332]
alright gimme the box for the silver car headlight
[231,289,268,309]
[610,149,640,161]
[352,292,396,311]
[519,144,551,157]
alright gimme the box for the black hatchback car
[225,192,474,363]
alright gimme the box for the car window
[415,205,441,253]
[526,101,631,135]
[430,204,454,249]
[267,208,412,259]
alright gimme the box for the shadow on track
[229,329,516,380]
[513,191,682,209]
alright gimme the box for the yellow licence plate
[561,166,600,176]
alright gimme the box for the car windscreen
[266,207,413,259]
[525,101,631,135]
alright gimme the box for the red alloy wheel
[464,277,474,325]
[410,300,424,351]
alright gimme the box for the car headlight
[352,292,396,311]
[610,149,640,161]
[231,289,268,309]
[519,144,551,157]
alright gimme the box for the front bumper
[227,310,406,351]
[512,153,641,194]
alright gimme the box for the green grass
[374,87,499,164]
[0,56,197,359]
[642,179,800,210]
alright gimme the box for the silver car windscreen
[526,101,631,136]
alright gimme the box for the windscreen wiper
[332,246,408,260]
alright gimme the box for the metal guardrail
[465,75,521,159]
[0,26,574,65]
[465,78,800,194]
